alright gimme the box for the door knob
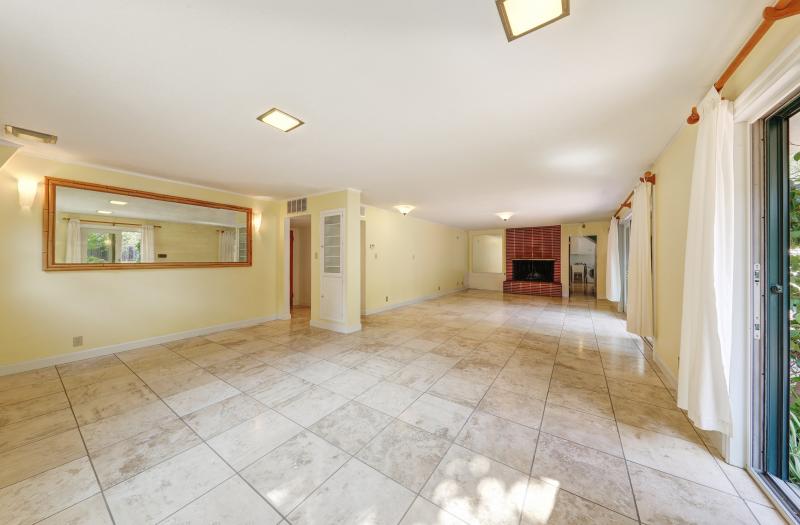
[771,284,783,294]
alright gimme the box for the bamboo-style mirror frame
[43,177,253,271]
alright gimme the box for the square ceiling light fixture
[496,0,569,42]
[257,108,304,132]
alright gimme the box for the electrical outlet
[72,336,83,347]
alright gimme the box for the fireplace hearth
[512,259,555,282]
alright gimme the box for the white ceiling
[56,187,246,227]
[0,0,764,229]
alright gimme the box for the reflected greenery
[790,150,800,483]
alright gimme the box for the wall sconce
[17,177,39,210]
[252,212,262,232]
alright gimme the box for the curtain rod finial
[687,106,700,125]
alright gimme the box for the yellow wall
[363,205,467,313]
[0,153,278,367]
[561,221,609,299]
[467,229,506,291]
[650,19,800,376]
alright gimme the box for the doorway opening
[289,215,311,318]
[569,235,597,298]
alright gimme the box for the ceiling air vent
[287,197,307,214]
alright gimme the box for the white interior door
[320,210,344,322]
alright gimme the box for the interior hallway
[0,291,782,524]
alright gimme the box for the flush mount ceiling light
[4,125,58,144]
[394,205,415,216]
[109,200,127,206]
[257,108,304,132]
[496,211,515,222]
[96,210,113,215]
[496,0,569,42]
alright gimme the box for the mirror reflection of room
[53,186,248,264]
[569,235,597,298]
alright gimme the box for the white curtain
[218,230,237,262]
[606,217,621,302]
[677,88,734,434]
[65,218,81,263]
[140,225,155,263]
[626,183,654,337]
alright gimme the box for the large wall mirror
[44,178,253,270]
[472,234,504,273]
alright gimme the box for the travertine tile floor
[0,291,788,524]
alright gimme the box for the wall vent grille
[287,197,307,214]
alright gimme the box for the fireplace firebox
[512,259,555,282]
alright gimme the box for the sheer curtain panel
[677,87,734,434]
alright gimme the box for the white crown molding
[15,150,274,201]
[734,35,800,123]
[0,315,277,377]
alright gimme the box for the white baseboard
[652,348,678,390]
[0,315,277,377]
[364,288,467,316]
[310,319,362,334]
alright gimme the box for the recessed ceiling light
[496,0,569,42]
[109,200,127,206]
[96,210,113,215]
[394,205,415,216]
[3,124,58,144]
[257,108,304,132]
[496,212,514,222]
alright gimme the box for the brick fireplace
[503,225,562,296]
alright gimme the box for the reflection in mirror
[50,183,250,266]
[472,234,503,273]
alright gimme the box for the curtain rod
[62,218,162,229]
[687,0,800,124]
[613,172,656,219]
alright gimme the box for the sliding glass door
[761,93,800,511]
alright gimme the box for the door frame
[283,214,311,319]
[567,235,598,298]
[739,35,800,521]
[754,93,800,516]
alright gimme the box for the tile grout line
[592,311,643,524]
[112,352,294,524]
[602,326,755,511]
[394,310,534,525]
[51,364,118,525]
[512,311,561,525]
